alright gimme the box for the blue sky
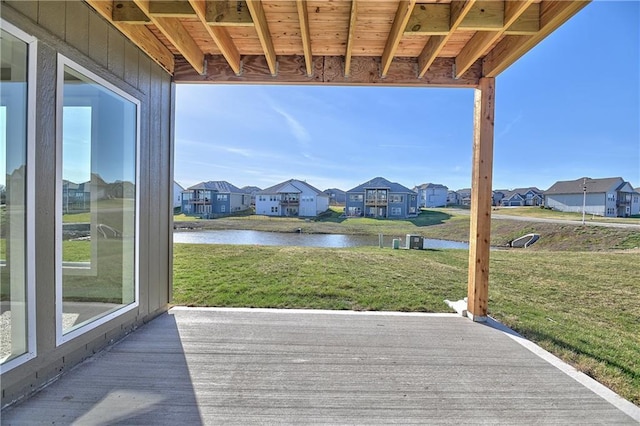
[174,1,639,193]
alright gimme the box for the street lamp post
[582,177,587,225]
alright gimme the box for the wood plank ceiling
[85,0,589,87]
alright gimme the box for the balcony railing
[365,198,387,205]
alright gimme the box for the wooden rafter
[455,0,534,78]
[112,1,150,24]
[483,0,590,77]
[148,1,196,17]
[88,1,588,83]
[188,0,242,75]
[381,0,417,77]
[296,0,313,77]
[344,0,358,77]
[206,1,254,26]
[417,0,476,78]
[505,3,540,34]
[85,0,174,73]
[245,0,277,76]
[405,4,450,36]
[132,0,205,74]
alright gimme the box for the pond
[173,230,469,250]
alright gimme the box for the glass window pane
[61,64,137,335]
[0,28,29,364]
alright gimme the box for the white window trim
[55,54,141,346]
[0,19,38,374]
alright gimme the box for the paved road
[448,208,640,229]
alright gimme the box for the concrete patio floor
[2,307,639,425]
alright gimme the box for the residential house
[413,183,448,208]
[323,188,346,205]
[241,186,262,206]
[492,190,506,206]
[173,181,184,209]
[545,177,640,217]
[456,188,472,206]
[447,190,459,206]
[182,181,250,218]
[499,187,543,207]
[256,179,329,217]
[346,177,418,218]
[62,180,90,213]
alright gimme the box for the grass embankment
[176,208,640,252]
[173,244,640,405]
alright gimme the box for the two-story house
[413,183,448,208]
[346,177,418,218]
[544,177,639,217]
[256,179,329,217]
[181,181,250,218]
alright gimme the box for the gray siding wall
[545,193,606,216]
[1,1,173,407]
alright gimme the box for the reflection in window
[0,28,30,365]
[59,60,138,339]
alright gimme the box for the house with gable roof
[173,181,184,209]
[181,180,250,218]
[413,183,448,208]
[499,187,543,207]
[241,186,262,206]
[544,177,639,217]
[256,179,329,217]
[346,177,418,218]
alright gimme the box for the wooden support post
[467,77,495,322]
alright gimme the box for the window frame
[55,54,141,346]
[0,19,38,373]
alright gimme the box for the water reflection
[173,230,469,250]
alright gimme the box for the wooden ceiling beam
[148,1,196,17]
[206,1,254,26]
[175,55,482,88]
[483,0,590,77]
[112,1,150,24]
[417,0,476,78]
[458,1,504,31]
[132,0,205,74]
[406,1,540,36]
[455,1,534,78]
[189,0,242,75]
[505,3,540,34]
[405,4,449,36]
[381,0,417,77]
[245,0,278,76]
[296,0,313,77]
[344,0,358,77]
[86,0,174,73]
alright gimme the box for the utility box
[406,234,424,250]
[392,239,401,249]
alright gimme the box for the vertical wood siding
[1,0,173,407]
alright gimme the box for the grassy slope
[175,208,640,252]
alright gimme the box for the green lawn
[489,206,640,224]
[173,244,640,405]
